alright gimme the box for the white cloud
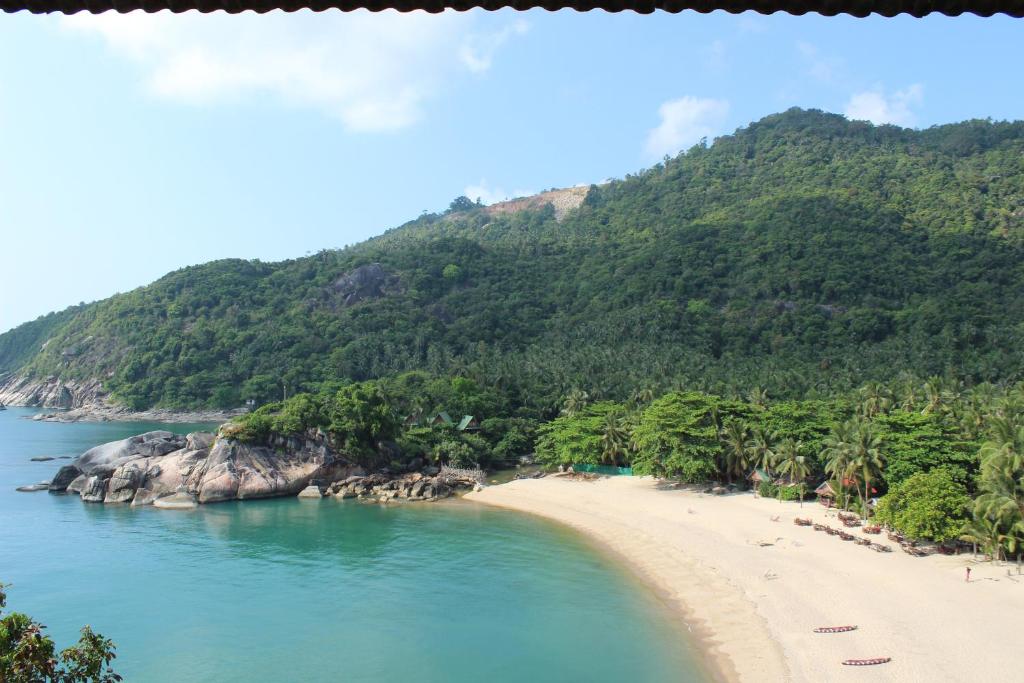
[59,10,521,132]
[844,84,924,127]
[463,179,534,206]
[459,20,528,74]
[644,96,729,159]
[796,41,838,83]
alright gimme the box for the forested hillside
[2,108,1023,412]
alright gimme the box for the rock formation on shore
[46,429,482,507]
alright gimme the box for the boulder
[16,483,50,492]
[66,473,89,494]
[49,464,83,492]
[334,488,357,499]
[131,488,163,507]
[42,428,364,507]
[297,485,323,499]
[75,431,186,475]
[105,464,146,503]
[154,490,198,510]
[80,475,109,503]
[30,456,55,462]
[185,432,215,451]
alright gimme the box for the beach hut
[403,412,423,429]
[457,415,481,432]
[815,480,837,507]
[747,468,772,485]
[430,412,454,427]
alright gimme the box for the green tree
[847,420,886,520]
[599,412,630,467]
[718,419,751,485]
[823,420,856,511]
[1,583,122,683]
[744,427,777,474]
[875,470,970,543]
[774,438,810,505]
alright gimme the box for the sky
[0,9,1021,333]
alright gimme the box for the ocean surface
[0,407,705,682]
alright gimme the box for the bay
[0,407,705,682]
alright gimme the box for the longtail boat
[814,625,857,633]
[842,657,891,666]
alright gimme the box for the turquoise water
[0,407,705,682]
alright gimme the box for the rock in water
[153,489,198,510]
[46,427,360,507]
[131,488,162,507]
[297,485,323,499]
[49,464,83,492]
[16,482,51,492]
[30,456,55,462]
[80,475,110,503]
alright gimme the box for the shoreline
[462,496,740,682]
[466,475,1023,682]
[18,405,241,424]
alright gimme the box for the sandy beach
[467,475,1023,682]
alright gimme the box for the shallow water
[0,407,705,681]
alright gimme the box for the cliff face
[0,374,106,409]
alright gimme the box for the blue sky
[0,10,1021,333]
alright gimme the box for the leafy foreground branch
[0,584,121,683]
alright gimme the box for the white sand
[466,475,1023,682]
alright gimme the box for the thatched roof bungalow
[815,480,837,506]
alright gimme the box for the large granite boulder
[194,438,357,503]
[49,464,83,492]
[47,428,360,507]
[76,431,186,474]
[105,463,146,503]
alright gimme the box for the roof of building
[433,411,453,425]
[3,0,1019,17]
[748,467,772,481]
[457,415,479,430]
[815,480,837,495]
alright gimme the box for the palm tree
[961,515,1006,562]
[822,420,856,511]
[745,427,777,474]
[775,438,810,505]
[560,389,590,418]
[847,421,886,520]
[719,420,751,485]
[600,413,629,467]
[629,387,655,408]
[747,386,768,409]
[972,426,1024,561]
[922,376,945,416]
[858,382,892,418]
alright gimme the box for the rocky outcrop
[0,374,106,409]
[328,263,402,308]
[324,469,482,504]
[44,427,485,507]
[484,186,591,221]
[47,428,363,507]
[297,485,324,498]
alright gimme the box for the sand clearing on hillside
[467,476,1023,682]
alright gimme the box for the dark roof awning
[3,0,1022,16]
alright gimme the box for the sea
[0,406,705,681]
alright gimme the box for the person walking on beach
[965,566,971,583]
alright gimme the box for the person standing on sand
[966,567,971,583]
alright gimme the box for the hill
[2,108,1024,414]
